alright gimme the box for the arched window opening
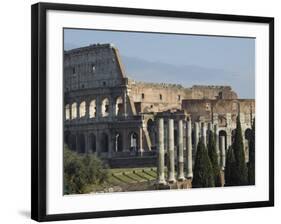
[89,133,96,153]
[100,133,109,152]
[78,133,86,154]
[65,104,70,120]
[89,100,96,118]
[115,133,123,152]
[130,132,138,152]
[71,102,77,119]
[219,130,227,151]
[69,134,77,151]
[101,98,109,117]
[115,97,123,116]
[79,101,86,118]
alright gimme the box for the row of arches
[65,96,124,120]
[64,131,139,154]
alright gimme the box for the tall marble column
[177,119,185,181]
[214,124,220,165]
[186,119,193,179]
[220,136,226,170]
[168,118,176,183]
[201,122,207,147]
[194,122,199,153]
[157,118,166,184]
[139,127,143,156]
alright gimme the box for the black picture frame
[31,2,274,222]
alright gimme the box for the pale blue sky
[64,29,255,98]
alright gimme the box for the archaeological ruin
[63,43,255,185]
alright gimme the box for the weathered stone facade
[64,43,255,168]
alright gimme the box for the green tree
[225,146,237,186]
[248,118,255,185]
[208,131,221,187]
[232,115,248,185]
[63,145,109,194]
[193,139,215,188]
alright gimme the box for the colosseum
[63,43,255,175]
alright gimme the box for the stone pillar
[123,90,127,117]
[95,131,100,156]
[177,119,185,181]
[108,132,113,158]
[96,96,101,119]
[85,133,90,153]
[122,130,129,152]
[157,118,166,184]
[220,136,226,170]
[168,118,176,183]
[194,122,199,153]
[77,102,80,119]
[214,124,220,165]
[201,122,207,147]
[186,119,193,179]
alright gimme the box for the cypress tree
[232,115,248,185]
[225,146,237,186]
[208,131,221,187]
[248,118,255,185]
[193,139,215,188]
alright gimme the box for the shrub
[63,145,109,194]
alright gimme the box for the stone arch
[101,98,110,117]
[79,101,86,118]
[71,102,77,119]
[77,133,86,153]
[64,131,71,147]
[129,132,138,152]
[68,133,77,151]
[65,104,70,120]
[114,132,123,152]
[245,128,252,140]
[115,96,123,116]
[100,132,109,152]
[89,133,96,153]
[89,100,96,118]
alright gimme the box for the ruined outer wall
[182,99,255,124]
[190,85,238,100]
[64,44,125,92]
[128,80,185,113]
[128,81,238,113]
